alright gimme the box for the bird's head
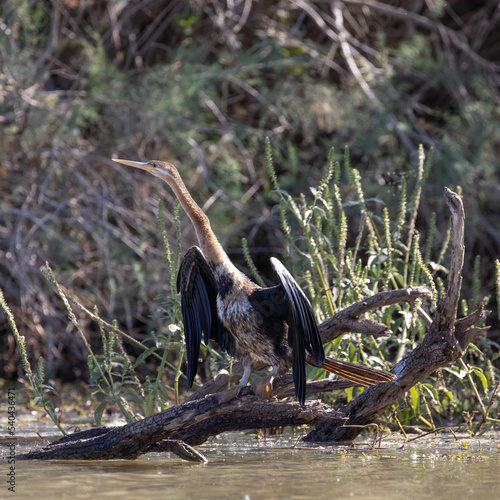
[112,158,179,183]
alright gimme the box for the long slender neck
[157,166,236,270]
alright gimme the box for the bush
[1,1,498,389]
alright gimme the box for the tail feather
[307,355,396,386]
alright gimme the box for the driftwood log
[10,187,489,461]
[305,187,490,441]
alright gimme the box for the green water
[1,431,499,500]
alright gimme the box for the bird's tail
[308,355,396,386]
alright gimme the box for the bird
[113,158,396,404]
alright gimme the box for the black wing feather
[270,257,325,404]
[177,246,232,389]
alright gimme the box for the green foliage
[1,0,499,433]
[264,144,497,430]
[36,206,187,424]
[0,287,65,435]
[242,237,266,288]
[266,146,434,363]
[2,142,498,434]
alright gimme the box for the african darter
[113,158,395,404]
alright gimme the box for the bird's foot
[216,384,244,404]
[252,375,275,400]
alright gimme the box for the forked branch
[6,188,489,460]
[305,188,489,442]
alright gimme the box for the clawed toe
[217,384,243,404]
[252,375,274,400]
[216,373,275,403]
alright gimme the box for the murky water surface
[1,429,499,500]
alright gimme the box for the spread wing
[270,257,325,404]
[177,246,234,389]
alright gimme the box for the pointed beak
[112,158,152,172]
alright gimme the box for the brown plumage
[113,158,396,404]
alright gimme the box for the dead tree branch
[13,389,258,461]
[187,285,431,401]
[304,188,489,442]
[6,188,489,460]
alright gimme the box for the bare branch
[8,189,490,459]
[305,188,488,442]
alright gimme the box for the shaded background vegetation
[1,0,499,402]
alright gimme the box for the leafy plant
[2,141,498,434]
[261,140,498,429]
[0,289,65,434]
[33,201,187,425]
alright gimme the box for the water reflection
[1,432,498,500]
